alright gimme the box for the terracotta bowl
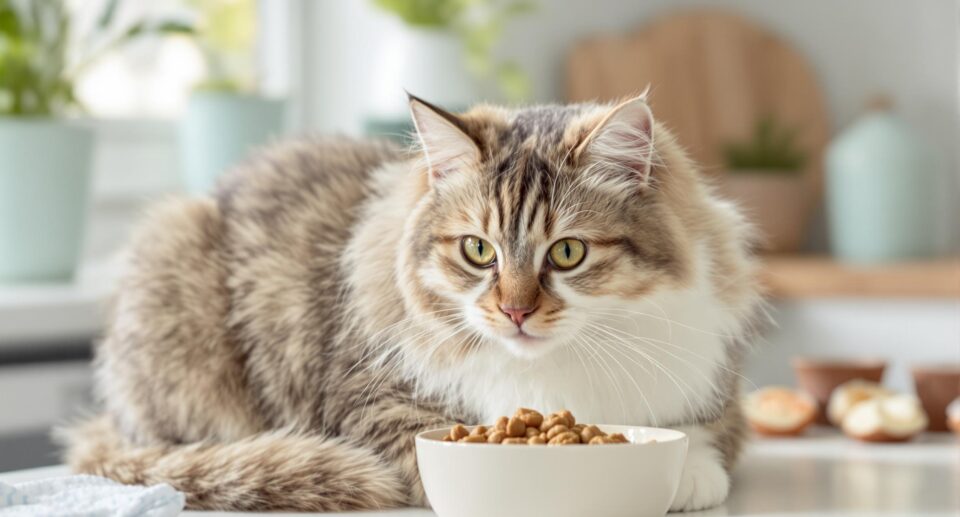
[792,357,887,425]
[911,365,960,432]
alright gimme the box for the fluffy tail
[57,415,409,512]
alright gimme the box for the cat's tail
[57,414,409,511]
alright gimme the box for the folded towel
[0,474,184,517]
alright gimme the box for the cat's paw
[669,453,730,512]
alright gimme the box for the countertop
[1,429,956,516]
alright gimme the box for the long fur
[61,99,760,512]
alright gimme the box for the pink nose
[499,305,536,326]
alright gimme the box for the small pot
[0,118,93,282]
[911,365,960,432]
[719,171,812,252]
[792,357,887,425]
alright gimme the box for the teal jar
[180,92,286,194]
[825,110,939,263]
[0,119,93,282]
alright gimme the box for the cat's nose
[499,305,537,326]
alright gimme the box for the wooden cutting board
[566,10,830,195]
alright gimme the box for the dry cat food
[440,408,631,446]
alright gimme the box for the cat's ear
[408,94,481,184]
[575,95,656,186]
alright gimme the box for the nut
[487,431,505,443]
[579,425,605,443]
[546,424,570,440]
[506,417,527,438]
[449,424,469,441]
[548,431,581,445]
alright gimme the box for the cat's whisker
[577,332,629,423]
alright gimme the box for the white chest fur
[414,259,743,427]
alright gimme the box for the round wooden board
[566,10,830,196]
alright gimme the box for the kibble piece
[502,437,527,444]
[470,425,487,437]
[487,430,506,443]
[449,424,469,441]
[558,410,576,427]
[546,424,570,440]
[548,431,581,445]
[527,435,547,445]
[495,416,509,431]
[579,425,605,443]
[441,435,453,442]
[506,417,527,438]
[516,409,544,428]
[589,436,615,445]
[460,434,487,443]
[608,433,629,443]
[525,426,540,438]
[540,415,565,432]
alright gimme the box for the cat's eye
[461,236,497,267]
[548,239,586,270]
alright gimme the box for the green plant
[373,0,535,101]
[0,0,192,116]
[723,115,807,173]
[184,0,256,93]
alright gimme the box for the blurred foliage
[0,0,192,117]
[723,115,807,173]
[183,0,256,93]
[373,0,536,101]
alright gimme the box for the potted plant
[0,0,190,282]
[180,0,285,194]
[720,115,810,253]
[366,0,534,140]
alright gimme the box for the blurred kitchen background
[1,0,958,470]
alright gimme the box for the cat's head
[399,94,700,360]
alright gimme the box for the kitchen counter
[2,428,956,516]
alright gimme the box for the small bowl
[416,425,688,517]
[912,365,960,432]
[792,357,887,425]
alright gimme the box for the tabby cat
[62,93,760,512]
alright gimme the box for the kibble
[440,409,634,446]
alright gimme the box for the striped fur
[61,96,760,512]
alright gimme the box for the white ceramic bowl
[416,425,688,517]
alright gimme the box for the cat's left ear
[408,94,481,184]
[575,95,656,186]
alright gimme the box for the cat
[61,93,760,512]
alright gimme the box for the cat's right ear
[408,94,481,184]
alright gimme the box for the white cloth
[0,474,184,517]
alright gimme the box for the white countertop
[2,429,957,516]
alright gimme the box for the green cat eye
[461,236,497,267]
[548,238,586,270]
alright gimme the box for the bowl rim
[416,424,687,449]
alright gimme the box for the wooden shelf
[759,255,960,299]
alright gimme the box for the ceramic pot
[826,110,939,263]
[180,92,286,194]
[719,171,811,252]
[911,365,960,432]
[792,357,887,425]
[0,118,93,282]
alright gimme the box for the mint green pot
[0,118,93,282]
[825,112,939,263]
[180,92,286,194]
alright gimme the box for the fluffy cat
[62,93,760,512]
